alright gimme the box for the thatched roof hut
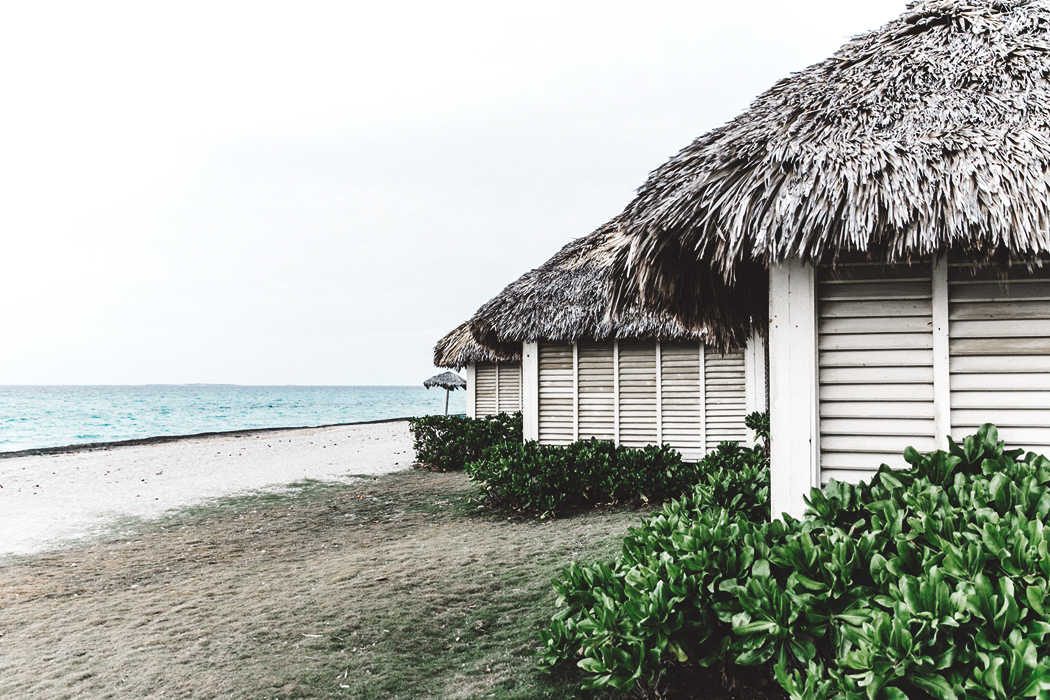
[463,218,709,350]
[610,0,1050,342]
[433,321,520,371]
[433,218,763,456]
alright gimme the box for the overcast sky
[1,1,908,385]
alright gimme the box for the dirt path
[0,470,645,699]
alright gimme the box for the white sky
[0,1,908,385]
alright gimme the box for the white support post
[572,342,580,441]
[699,341,707,451]
[494,362,501,413]
[744,334,768,447]
[769,257,819,520]
[613,340,621,445]
[522,342,539,442]
[932,256,951,450]
[656,341,663,445]
[465,363,477,419]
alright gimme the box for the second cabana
[436,219,766,461]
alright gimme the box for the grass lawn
[0,470,646,699]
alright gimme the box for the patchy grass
[0,469,644,699]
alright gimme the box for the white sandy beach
[0,420,413,557]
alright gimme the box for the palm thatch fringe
[433,322,521,370]
[610,0,1050,342]
[464,219,733,350]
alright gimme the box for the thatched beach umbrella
[607,0,1050,343]
[424,371,466,415]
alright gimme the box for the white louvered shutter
[661,342,704,461]
[578,342,615,441]
[538,342,574,445]
[704,346,747,450]
[618,341,658,447]
[949,263,1050,452]
[817,261,937,484]
[496,363,522,414]
[474,363,498,417]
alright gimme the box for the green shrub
[466,438,689,515]
[467,411,770,518]
[408,411,522,471]
[540,424,1050,700]
[692,411,770,522]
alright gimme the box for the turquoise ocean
[0,385,466,453]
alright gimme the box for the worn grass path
[0,470,643,699]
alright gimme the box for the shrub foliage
[465,411,770,517]
[408,411,522,471]
[465,439,686,515]
[539,424,1050,700]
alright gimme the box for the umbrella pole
[445,389,449,416]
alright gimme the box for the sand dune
[0,420,414,557]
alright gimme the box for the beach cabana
[440,220,766,461]
[434,321,523,419]
[606,0,1050,515]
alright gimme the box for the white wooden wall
[817,261,938,482]
[469,362,523,418]
[661,342,705,459]
[771,254,1050,518]
[948,262,1050,453]
[535,339,749,461]
[618,341,659,447]
[537,343,575,444]
[769,259,820,520]
[705,346,748,449]
[522,343,538,441]
[578,342,616,441]
[466,363,477,418]
[497,363,522,414]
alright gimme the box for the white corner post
[522,342,539,442]
[769,258,819,520]
[744,334,768,447]
[465,363,477,419]
[932,256,951,451]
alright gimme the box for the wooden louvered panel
[705,347,746,449]
[496,363,522,414]
[538,342,575,445]
[818,262,935,480]
[618,341,657,447]
[474,363,498,417]
[577,342,615,441]
[949,265,1050,449]
[661,342,703,460]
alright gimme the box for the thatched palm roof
[611,0,1050,337]
[448,219,719,353]
[433,321,521,370]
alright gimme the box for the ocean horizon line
[0,385,465,454]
